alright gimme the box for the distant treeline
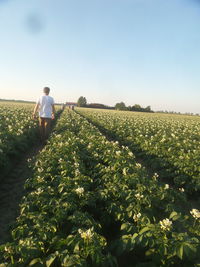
[86,103,114,110]
[115,102,153,112]
[76,96,200,115]
[76,97,153,113]
[156,110,199,116]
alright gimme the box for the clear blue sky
[0,0,200,113]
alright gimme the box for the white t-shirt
[37,95,55,118]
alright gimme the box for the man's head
[43,87,50,95]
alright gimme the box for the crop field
[0,102,62,179]
[0,105,199,266]
[0,102,38,178]
[77,108,200,194]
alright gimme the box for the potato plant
[0,103,38,177]
[0,110,199,266]
[77,108,200,193]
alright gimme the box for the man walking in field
[33,87,55,141]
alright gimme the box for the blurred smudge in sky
[25,13,44,34]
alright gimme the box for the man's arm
[33,103,39,119]
[52,104,55,119]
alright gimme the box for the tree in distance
[115,102,127,110]
[115,102,153,112]
[77,96,87,107]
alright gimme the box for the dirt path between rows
[0,143,44,245]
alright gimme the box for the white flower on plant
[75,187,84,196]
[152,173,159,180]
[164,184,169,190]
[4,246,12,253]
[78,228,94,240]
[36,176,44,183]
[159,218,172,231]
[116,151,121,156]
[135,193,144,200]
[37,168,43,173]
[62,202,69,208]
[87,143,92,148]
[59,142,64,147]
[74,162,79,167]
[75,169,81,176]
[179,188,185,192]
[133,213,141,222]
[8,125,12,131]
[35,188,44,195]
[135,163,141,169]
[128,152,133,157]
[123,168,128,175]
[190,209,200,220]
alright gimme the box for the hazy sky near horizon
[0,0,200,113]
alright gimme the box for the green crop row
[0,104,38,177]
[77,108,200,193]
[0,103,62,179]
[0,110,199,266]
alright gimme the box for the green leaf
[66,235,75,246]
[176,245,183,260]
[62,255,81,267]
[51,225,57,233]
[132,233,138,240]
[172,215,181,221]
[145,248,155,256]
[183,242,197,257]
[46,255,57,267]
[139,227,149,235]
[121,223,128,230]
[28,258,42,266]
[169,211,177,219]
[74,243,80,253]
